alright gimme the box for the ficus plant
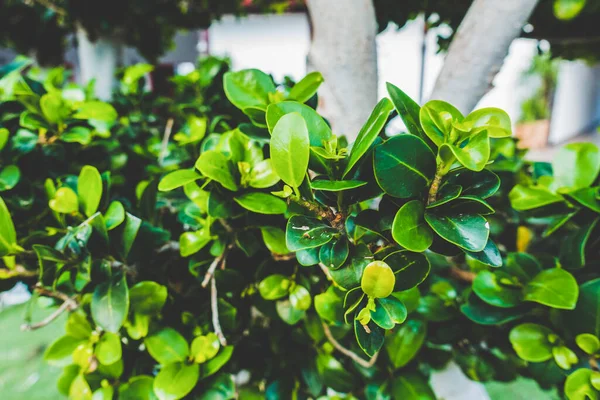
[0,57,596,400]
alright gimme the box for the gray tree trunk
[306,0,379,141]
[430,0,540,114]
[76,26,122,100]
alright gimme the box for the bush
[0,58,598,400]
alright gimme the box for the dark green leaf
[91,273,130,333]
[385,319,426,368]
[424,212,489,252]
[286,215,337,251]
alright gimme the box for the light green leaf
[419,100,463,146]
[509,184,564,211]
[234,192,287,214]
[91,273,130,333]
[266,101,332,147]
[392,373,436,400]
[258,274,291,300]
[223,69,275,111]
[0,196,18,256]
[463,107,512,138]
[49,187,79,214]
[104,201,125,230]
[270,112,310,188]
[564,368,599,400]
[78,166,103,217]
[441,129,490,171]
[130,281,168,315]
[69,374,93,400]
[288,71,323,103]
[73,101,117,123]
[576,333,600,355]
[248,159,280,188]
[158,170,202,192]
[260,227,289,255]
[554,0,587,20]
[195,151,238,191]
[40,92,70,124]
[553,143,600,190]
[392,200,433,252]
[361,261,395,299]
[0,165,20,191]
[95,332,122,365]
[473,270,522,308]
[289,285,312,310]
[145,328,189,365]
[386,82,430,146]
[509,323,555,362]
[190,333,220,364]
[385,319,427,369]
[311,180,367,191]
[524,268,579,310]
[343,98,394,177]
[179,228,211,257]
[153,362,199,400]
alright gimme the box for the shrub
[0,59,597,400]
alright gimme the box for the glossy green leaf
[145,328,189,365]
[260,227,289,255]
[420,100,463,146]
[442,129,490,171]
[119,212,142,259]
[563,278,600,336]
[270,112,310,188]
[289,285,312,310]
[553,143,600,190]
[371,296,407,329]
[276,299,305,324]
[392,373,436,400]
[509,323,555,362]
[119,376,157,400]
[385,319,426,369]
[91,273,130,333]
[223,69,275,111]
[560,218,598,269]
[95,332,122,365]
[258,274,291,300]
[314,286,343,323]
[153,362,199,400]
[0,165,20,191]
[564,368,599,400]
[343,98,394,178]
[190,333,220,364]
[311,180,367,191]
[69,374,93,400]
[392,200,433,252]
[78,166,103,217]
[286,215,336,251]
[318,238,349,269]
[201,346,234,378]
[248,159,280,188]
[266,101,332,147]
[523,268,579,310]
[288,72,323,103]
[424,212,489,252]
[463,107,512,138]
[44,335,85,366]
[354,319,385,357]
[234,192,287,214]
[384,251,430,292]
[465,239,502,268]
[104,201,125,230]
[374,134,436,198]
[461,292,528,325]
[576,334,600,355]
[0,196,18,256]
[130,281,168,314]
[386,82,430,145]
[195,150,238,191]
[158,170,202,192]
[445,168,500,199]
[73,101,117,123]
[50,187,79,214]
[509,184,564,211]
[179,228,211,257]
[473,270,522,308]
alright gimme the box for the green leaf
[576,334,600,355]
[465,239,502,268]
[420,100,463,146]
[118,376,157,400]
[473,270,522,308]
[554,0,587,20]
[553,142,600,190]
[426,184,462,208]
[69,374,92,400]
[509,184,564,211]
[316,353,355,392]
[392,373,436,400]
[361,261,396,299]
[392,200,433,252]
[260,227,289,255]
[145,328,189,365]
[258,274,291,300]
[553,345,580,370]
[61,126,92,144]
[190,333,220,364]
[289,285,312,310]
[318,237,349,269]
[95,332,122,365]
[195,151,238,191]
[385,319,427,368]
[153,362,199,400]
[44,335,85,366]
[523,268,579,310]
[130,281,168,315]
[49,187,79,214]
[276,299,306,324]
[354,319,385,357]
[266,101,332,147]
[374,134,436,198]
[201,346,234,378]
[564,368,599,400]
[73,101,117,123]
[78,166,103,217]
[384,251,431,292]
[463,107,512,138]
[158,170,202,192]
[288,72,323,103]
[560,218,598,269]
[563,278,600,336]
[104,201,125,230]
[0,165,20,191]
[40,92,70,124]
[91,273,130,333]
[441,129,490,171]
[285,215,337,251]
[445,168,500,199]
[0,128,9,151]
[315,286,343,323]
[386,82,430,145]
[223,69,275,111]
[461,292,528,325]
[66,312,92,339]
[248,159,280,188]
[424,212,489,252]
[0,196,18,256]
[270,112,310,188]
[371,296,407,329]
[311,180,367,191]
[179,228,211,257]
[509,323,555,362]
[234,192,287,214]
[343,98,394,178]
[119,212,142,259]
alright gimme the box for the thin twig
[156,240,180,253]
[0,266,38,279]
[321,322,378,369]
[211,277,227,346]
[158,118,174,165]
[26,0,67,16]
[21,295,78,331]
[318,262,333,281]
[448,266,476,283]
[201,249,228,288]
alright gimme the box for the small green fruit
[361,261,395,298]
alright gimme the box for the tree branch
[321,322,378,369]
[21,289,78,331]
[211,277,227,346]
[201,248,229,288]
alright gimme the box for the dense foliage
[1,57,599,400]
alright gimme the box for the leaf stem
[321,322,378,369]
[427,164,445,205]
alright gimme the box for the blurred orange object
[515,119,550,149]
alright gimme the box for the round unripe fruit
[361,261,395,298]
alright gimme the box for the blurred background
[1,0,599,399]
